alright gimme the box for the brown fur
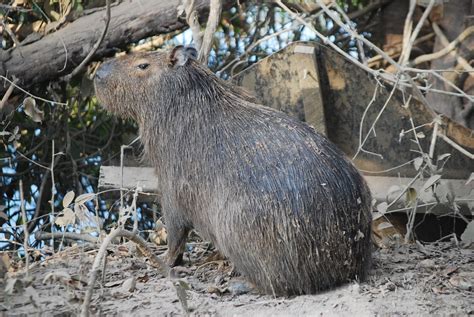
[94,46,372,296]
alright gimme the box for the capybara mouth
[95,60,113,82]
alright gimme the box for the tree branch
[0,0,212,94]
[63,0,111,81]
[198,0,223,64]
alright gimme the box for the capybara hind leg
[164,218,189,267]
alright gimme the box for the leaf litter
[1,240,473,316]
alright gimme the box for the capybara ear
[169,46,198,67]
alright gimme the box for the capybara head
[94,46,198,119]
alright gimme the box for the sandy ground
[2,240,473,316]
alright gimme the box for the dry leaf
[43,271,72,284]
[5,278,19,295]
[437,153,451,161]
[387,185,401,197]
[376,202,388,214]
[74,203,90,225]
[422,175,441,192]
[62,191,75,208]
[55,207,75,227]
[7,126,20,143]
[406,187,417,205]
[23,97,44,123]
[0,206,8,221]
[466,173,474,185]
[152,220,168,245]
[449,275,472,291]
[121,277,137,293]
[460,221,474,243]
[376,222,395,231]
[372,212,384,220]
[416,132,425,139]
[413,156,423,171]
[75,193,95,204]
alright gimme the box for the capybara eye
[137,63,150,70]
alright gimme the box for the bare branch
[19,180,29,277]
[399,0,436,66]
[412,26,474,66]
[398,0,416,65]
[432,22,474,73]
[0,78,18,111]
[332,2,367,64]
[438,133,474,160]
[81,228,168,317]
[184,0,203,50]
[198,0,223,64]
[35,231,99,244]
[0,76,67,105]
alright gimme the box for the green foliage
[0,79,139,250]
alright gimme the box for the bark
[0,0,211,94]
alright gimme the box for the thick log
[0,0,211,94]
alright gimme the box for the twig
[119,144,129,210]
[358,158,417,174]
[367,33,435,66]
[438,133,474,160]
[27,148,64,233]
[198,0,223,65]
[314,1,441,118]
[400,0,436,66]
[1,21,20,47]
[132,187,139,234]
[35,231,99,243]
[405,94,425,154]
[416,68,474,102]
[184,0,203,51]
[19,180,29,277]
[80,228,168,317]
[332,2,367,64]
[405,199,418,243]
[275,0,376,76]
[386,167,425,210]
[413,26,474,66]
[284,0,469,108]
[0,76,67,106]
[0,78,18,111]
[17,151,50,170]
[398,0,417,65]
[432,22,473,73]
[353,75,401,160]
[358,83,379,157]
[63,0,111,81]
[0,4,32,12]
[50,140,56,251]
[428,119,439,159]
[219,25,299,75]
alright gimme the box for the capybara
[94,45,372,296]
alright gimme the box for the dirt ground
[2,239,473,316]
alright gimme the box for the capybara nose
[95,61,113,80]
